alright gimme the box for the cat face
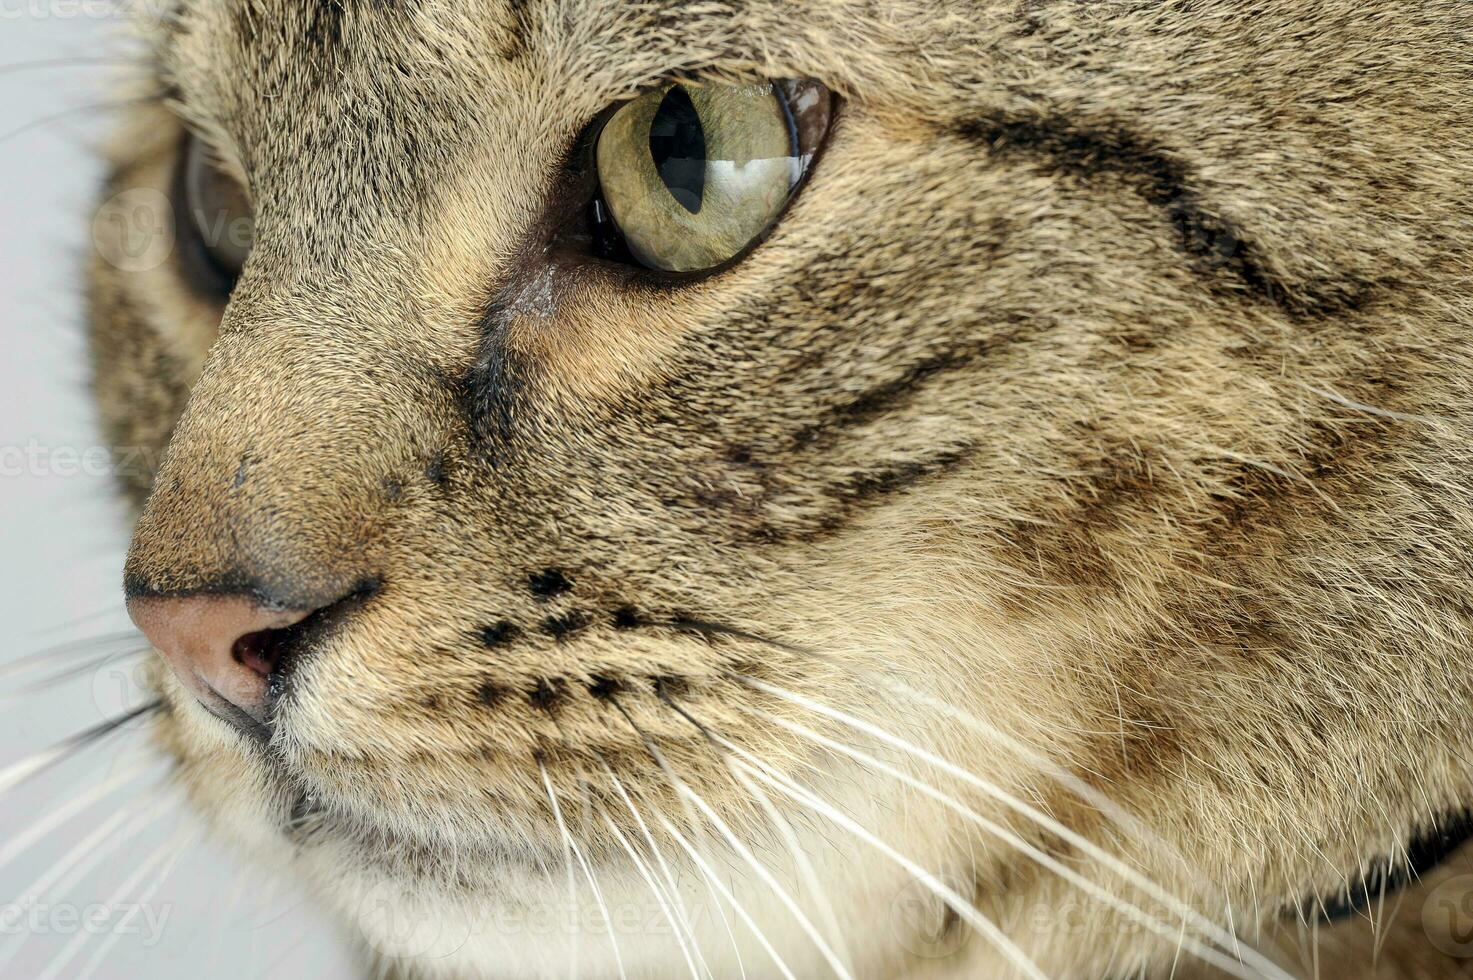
[89,0,1473,975]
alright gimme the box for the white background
[0,8,356,978]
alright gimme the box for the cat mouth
[192,681,275,740]
[279,786,568,875]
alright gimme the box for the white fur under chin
[314,781,962,980]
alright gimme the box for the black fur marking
[424,452,449,486]
[297,0,421,52]
[481,621,520,648]
[529,678,564,711]
[303,5,344,48]
[588,675,623,700]
[529,568,573,599]
[231,454,251,490]
[488,0,534,59]
[1310,810,1473,923]
[461,312,531,456]
[957,112,1373,317]
[612,607,643,630]
[541,611,590,641]
[619,614,800,653]
[670,617,761,646]
[750,445,976,544]
[477,680,505,708]
[840,446,973,503]
[788,325,1032,453]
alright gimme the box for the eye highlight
[591,79,832,274]
[175,133,255,296]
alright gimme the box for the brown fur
[88,0,1473,976]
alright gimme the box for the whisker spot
[529,679,564,711]
[541,611,589,641]
[481,621,519,648]
[529,568,573,599]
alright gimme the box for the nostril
[126,580,379,733]
[126,594,318,728]
[232,627,291,678]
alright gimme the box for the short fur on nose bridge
[126,594,313,727]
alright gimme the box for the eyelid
[585,79,835,279]
[174,116,252,199]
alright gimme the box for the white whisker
[656,812,800,980]
[0,754,153,873]
[1303,384,1436,425]
[883,679,1210,885]
[0,702,161,799]
[742,705,1269,980]
[663,692,853,976]
[665,692,860,972]
[603,765,722,980]
[612,701,757,978]
[0,742,79,798]
[0,631,142,683]
[727,751,1049,980]
[668,767,854,980]
[716,743,853,976]
[38,824,196,980]
[73,830,190,980]
[541,762,627,980]
[0,789,163,976]
[598,805,703,980]
[743,676,1291,980]
[539,758,585,980]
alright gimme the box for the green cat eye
[593,80,832,274]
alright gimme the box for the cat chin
[326,848,912,980]
[263,777,979,979]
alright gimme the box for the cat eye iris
[177,134,254,293]
[592,79,832,274]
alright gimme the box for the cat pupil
[648,85,705,214]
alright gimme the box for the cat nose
[126,594,314,732]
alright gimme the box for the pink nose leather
[127,595,311,722]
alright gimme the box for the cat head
[89,1,1473,975]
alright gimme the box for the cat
[71,0,1473,976]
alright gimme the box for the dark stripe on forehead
[303,0,424,49]
[216,0,423,54]
[304,2,346,48]
[956,111,1376,319]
